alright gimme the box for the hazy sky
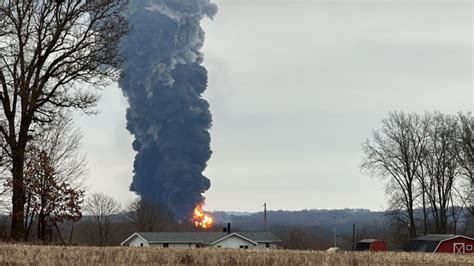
[75,0,472,212]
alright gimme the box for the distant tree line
[79,193,178,246]
[362,111,473,240]
[0,189,180,246]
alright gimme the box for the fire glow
[193,204,214,229]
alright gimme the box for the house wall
[150,243,198,249]
[211,235,257,249]
[257,243,278,249]
[127,235,149,247]
[123,233,280,249]
[436,237,474,254]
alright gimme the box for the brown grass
[0,244,472,265]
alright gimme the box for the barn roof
[403,234,472,252]
[122,231,281,246]
[413,234,456,241]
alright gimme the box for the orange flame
[193,204,214,229]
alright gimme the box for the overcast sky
[75,0,472,212]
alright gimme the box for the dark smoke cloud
[119,0,217,219]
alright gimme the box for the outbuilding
[404,234,474,254]
[355,239,387,251]
[121,231,281,249]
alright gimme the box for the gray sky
[75,0,472,212]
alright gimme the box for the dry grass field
[0,244,472,265]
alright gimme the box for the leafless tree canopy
[32,114,87,186]
[362,111,473,239]
[127,198,175,232]
[0,0,127,240]
[83,192,121,246]
[361,112,428,238]
[455,112,474,214]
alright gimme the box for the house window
[467,245,473,251]
[239,245,244,249]
[140,243,144,247]
[163,243,169,248]
[217,246,221,248]
[240,245,249,249]
[265,243,270,248]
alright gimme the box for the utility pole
[352,224,356,251]
[263,203,267,232]
[333,216,337,248]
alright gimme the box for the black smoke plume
[119,0,218,220]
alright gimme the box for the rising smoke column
[119,0,218,219]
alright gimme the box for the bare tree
[0,0,127,240]
[361,111,427,238]
[453,112,473,215]
[362,111,472,237]
[83,192,121,246]
[127,198,175,232]
[421,112,461,234]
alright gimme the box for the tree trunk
[422,185,428,235]
[408,209,417,238]
[24,212,34,242]
[441,205,448,234]
[10,151,26,241]
[407,189,417,238]
[38,212,46,242]
[69,226,74,244]
[451,196,457,234]
[23,193,33,242]
[38,193,47,241]
[54,222,65,244]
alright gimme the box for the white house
[121,231,281,249]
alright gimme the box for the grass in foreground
[0,244,472,265]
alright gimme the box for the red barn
[404,234,474,254]
[355,239,388,251]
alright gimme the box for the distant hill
[211,208,387,232]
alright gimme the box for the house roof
[358,239,380,243]
[210,233,259,246]
[122,231,281,246]
[403,234,473,252]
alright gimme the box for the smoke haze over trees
[119,0,218,220]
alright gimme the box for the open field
[0,245,472,265]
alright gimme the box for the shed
[355,239,387,251]
[404,234,474,254]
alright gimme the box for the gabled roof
[413,234,456,241]
[121,232,148,246]
[237,232,282,243]
[404,234,474,252]
[138,232,225,244]
[210,233,258,246]
[121,231,281,246]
